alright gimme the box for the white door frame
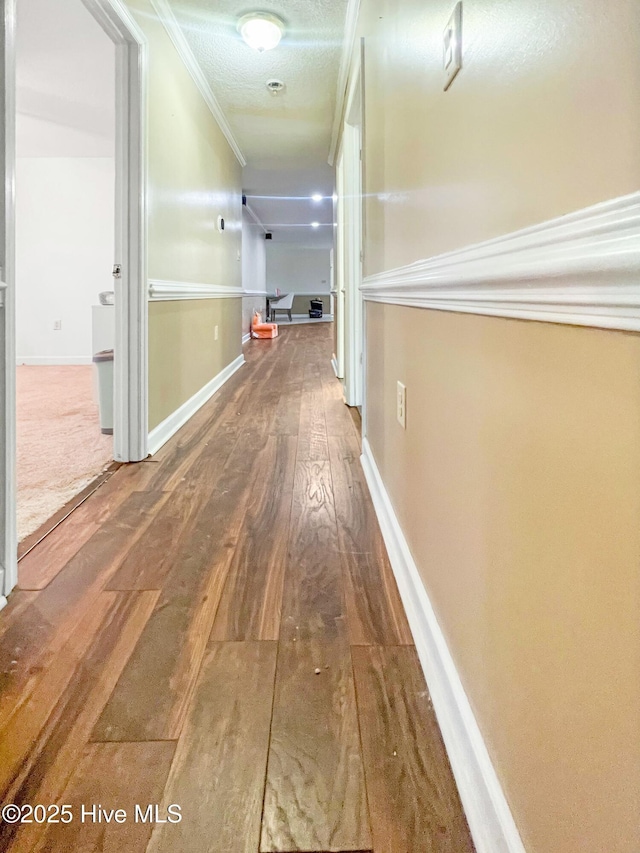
[83,0,148,464]
[341,50,364,409]
[1,0,148,605]
[335,148,346,381]
[1,0,16,607]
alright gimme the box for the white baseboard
[360,437,526,853]
[288,314,334,324]
[16,357,93,365]
[0,596,7,613]
[148,354,245,456]
[242,332,251,345]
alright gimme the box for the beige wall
[366,304,640,852]
[354,0,640,851]
[148,299,240,430]
[358,0,640,276]
[126,0,243,427]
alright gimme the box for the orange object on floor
[251,311,278,339]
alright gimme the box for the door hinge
[112,264,122,279]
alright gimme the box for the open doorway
[335,46,363,411]
[15,0,116,543]
[0,0,147,591]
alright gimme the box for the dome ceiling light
[237,12,285,52]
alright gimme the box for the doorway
[0,0,147,606]
[335,47,364,411]
[15,0,116,542]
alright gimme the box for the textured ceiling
[167,0,346,247]
[168,0,348,170]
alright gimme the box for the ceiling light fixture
[311,222,320,228]
[237,12,285,52]
[311,193,323,203]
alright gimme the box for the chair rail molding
[361,192,640,331]
[360,437,526,853]
[149,280,243,300]
[148,0,246,166]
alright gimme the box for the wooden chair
[269,292,294,322]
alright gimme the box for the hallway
[0,325,473,852]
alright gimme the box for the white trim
[361,192,640,331]
[342,52,363,408]
[1,0,17,597]
[242,288,268,297]
[16,357,93,366]
[0,594,7,612]
[149,280,244,300]
[360,436,526,853]
[241,332,251,345]
[83,0,149,464]
[331,356,339,377]
[328,0,361,166]
[148,0,246,167]
[148,354,245,455]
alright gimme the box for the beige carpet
[17,365,113,541]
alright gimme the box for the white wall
[16,0,115,364]
[242,205,266,293]
[241,205,267,336]
[16,158,115,363]
[266,245,331,295]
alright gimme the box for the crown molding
[328,0,361,166]
[361,192,640,331]
[148,0,246,166]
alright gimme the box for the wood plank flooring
[0,324,474,852]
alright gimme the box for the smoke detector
[266,79,285,95]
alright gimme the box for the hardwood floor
[0,324,474,853]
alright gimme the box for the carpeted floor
[17,365,113,541]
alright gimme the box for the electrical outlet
[53,319,62,331]
[214,325,219,341]
[397,381,406,428]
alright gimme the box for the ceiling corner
[148,0,247,167]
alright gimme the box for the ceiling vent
[266,79,285,95]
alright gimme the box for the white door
[0,0,16,606]
[342,51,364,410]
[335,147,346,380]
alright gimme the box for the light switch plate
[397,381,407,429]
[443,2,462,91]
